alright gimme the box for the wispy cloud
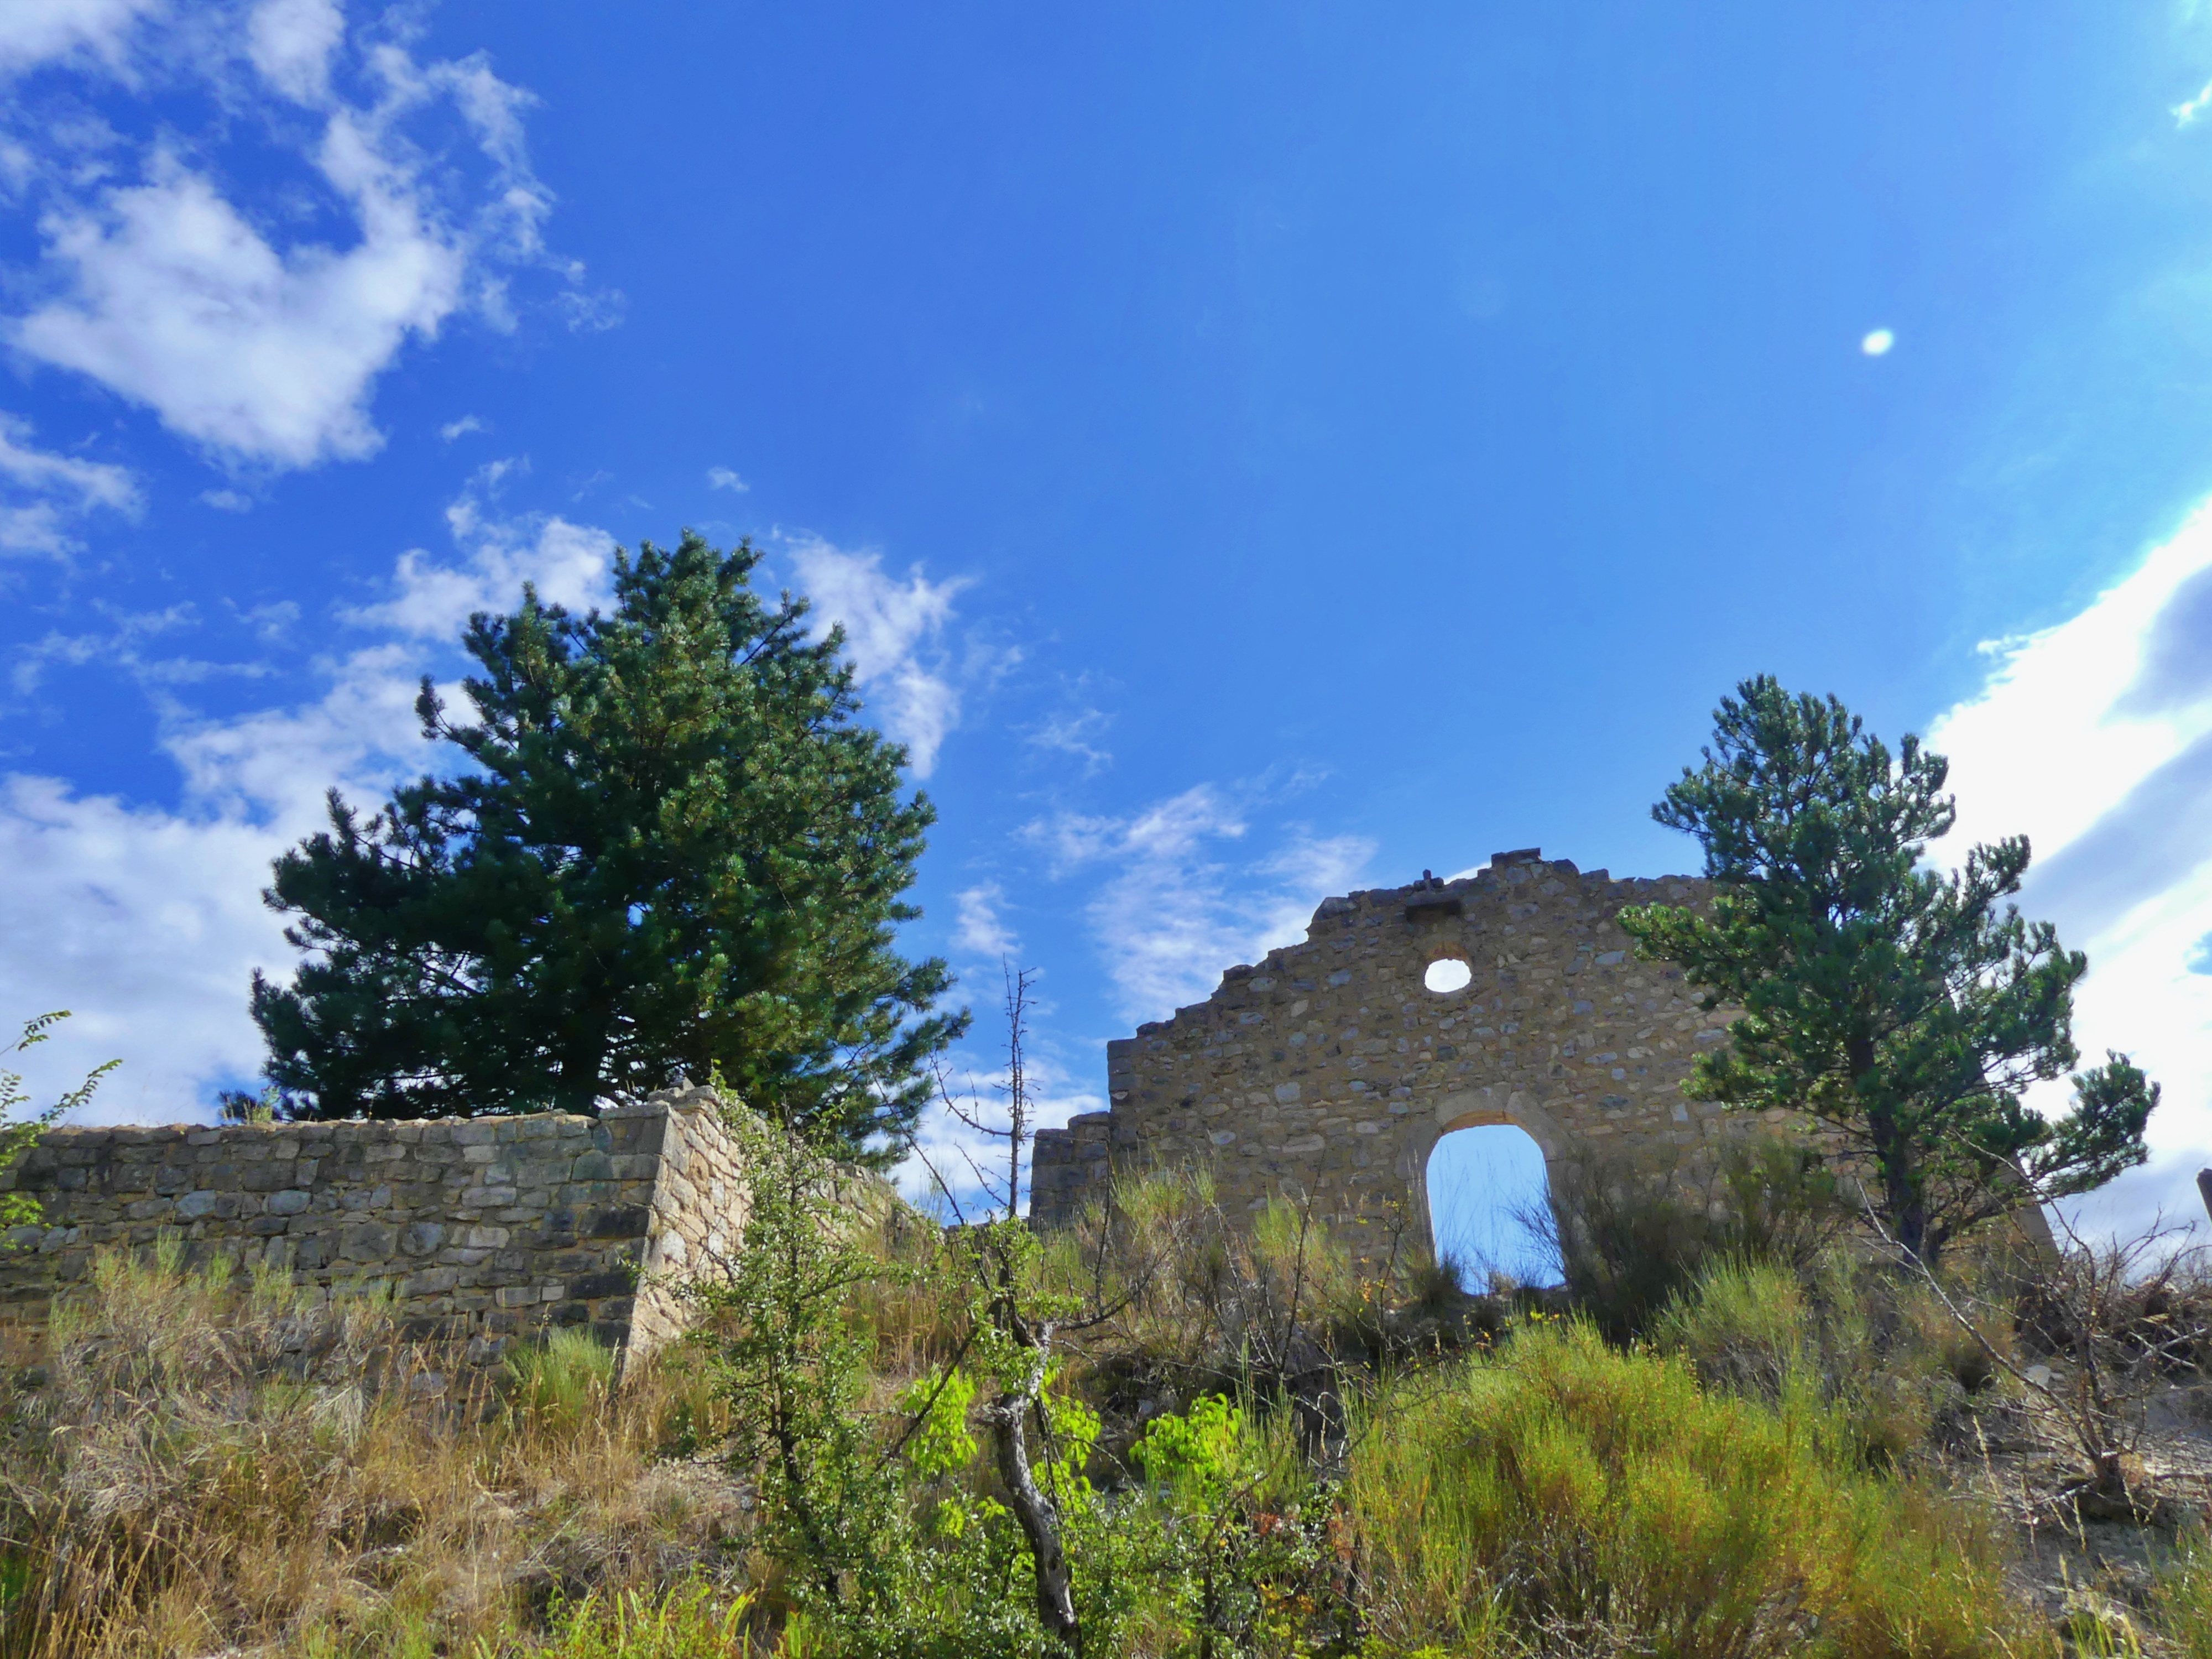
[439,414,487,441]
[706,465,747,493]
[953,881,1019,961]
[785,535,978,776]
[1027,783,1373,1025]
[2177,78,2212,128]
[1026,702,1114,774]
[0,486,616,1123]
[1927,498,2212,1234]
[9,602,270,697]
[0,412,138,554]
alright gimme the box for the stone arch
[1423,1118,1561,1284]
[1401,1086,1569,1254]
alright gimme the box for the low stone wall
[0,1084,879,1361]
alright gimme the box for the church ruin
[1030,849,1781,1263]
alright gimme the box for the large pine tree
[248,532,964,1159]
[1621,676,2157,1267]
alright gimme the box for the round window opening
[1423,957,1473,994]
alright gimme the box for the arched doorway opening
[1425,1123,1564,1288]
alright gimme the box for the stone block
[587,1205,651,1239]
[567,1270,633,1299]
[339,1222,397,1261]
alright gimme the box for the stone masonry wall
[1031,849,1781,1264]
[0,1083,877,1361]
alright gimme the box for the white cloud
[1861,328,1895,356]
[439,414,485,441]
[0,0,165,80]
[785,535,972,776]
[0,494,615,1124]
[12,140,462,467]
[199,487,250,511]
[0,411,138,554]
[1029,783,1374,1025]
[2178,79,2212,128]
[706,466,747,493]
[1927,498,2212,1236]
[953,882,1018,961]
[4,11,595,471]
[246,0,341,105]
[346,463,611,640]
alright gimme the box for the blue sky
[6,1,2212,1239]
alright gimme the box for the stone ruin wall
[0,1084,888,1362]
[1031,849,1786,1264]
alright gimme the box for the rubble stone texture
[0,1085,883,1360]
[1030,851,1777,1264]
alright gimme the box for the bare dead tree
[902,963,1087,1648]
[1866,1177,2211,1517]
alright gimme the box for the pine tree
[248,532,964,1159]
[1621,676,2157,1268]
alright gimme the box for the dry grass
[0,1235,745,1658]
[11,1192,2187,1658]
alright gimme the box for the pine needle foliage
[247,532,964,1156]
[1620,676,2156,1268]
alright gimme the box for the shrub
[1347,1317,2034,1659]
[0,1010,116,1232]
[1653,1253,2025,1474]
[1527,1137,1850,1347]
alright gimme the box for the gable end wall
[1032,855,1778,1262]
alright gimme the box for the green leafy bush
[1,1010,115,1234]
